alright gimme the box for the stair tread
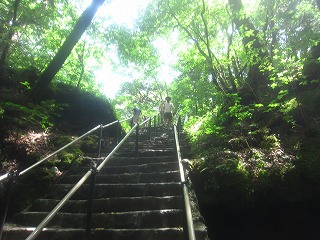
[53,182,181,186]
[2,226,209,240]
[4,225,183,231]
[69,161,178,169]
[66,170,180,177]
[16,208,182,215]
[35,195,181,200]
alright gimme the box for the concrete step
[11,209,183,229]
[68,162,179,175]
[62,171,180,184]
[28,196,183,213]
[114,149,175,157]
[106,156,177,165]
[122,141,175,147]
[2,226,209,240]
[2,227,186,240]
[46,182,182,199]
[81,155,177,166]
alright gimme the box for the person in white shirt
[163,96,174,128]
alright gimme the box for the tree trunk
[76,42,86,89]
[228,0,270,104]
[27,0,105,103]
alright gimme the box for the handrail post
[148,118,152,140]
[135,124,139,158]
[85,162,97,240]
[0,170,17,240]
[153,115,156,133]
[116,120,120,144]
[97,124,103,159]
[178,115,181,138]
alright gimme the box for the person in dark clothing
[132,106,141,126]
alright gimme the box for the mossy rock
[80,135,99,153]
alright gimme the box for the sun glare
[82,0,150,27]
[79,0,152,99]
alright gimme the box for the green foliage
[2,100,61,131]
[52,135,74,148]
[20,81,31,90]
[113,78,167,125]
[261,134,280,149]
[0,107,4,119]
[80,135,98,153]
[191,156,250,206]
[105,25,159,68]
[51,135,83,169]
[57,149,83,169]
[226,95,253,122]
[184,111,226,145]
[190,129,297,206]
[2,0,76,69]
[171,50,216,116]
[0,0,117,96]
[183,86,304,207]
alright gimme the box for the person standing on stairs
[163,96,174,129]
[132,106,142,127]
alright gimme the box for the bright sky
[81,0,176,99]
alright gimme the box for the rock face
[2,126,209,240]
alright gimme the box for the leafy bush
[80,135,99,153]
[50,135,84,170]
[57,149,83,169]
[2,100,62,131]
[184,96,301,208]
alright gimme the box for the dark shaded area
[191,161,320,240]
[200,201,319,240]
[43,83,118,134]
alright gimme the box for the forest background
[1,0,320,239]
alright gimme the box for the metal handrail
[0,124,98,183]
[0,119,134,183]
[3,112,193,238]
[25,116,152,240]
[174,125,196,240]
[118,117,132,124]
[0,118,129,240]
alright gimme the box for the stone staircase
[2,127,209,240]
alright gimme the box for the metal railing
[0,113,196,240]
[0,119,128,183]
[0,115,156,240]
[173,117,196,240]
[25,117,152,240]
[0,117,129,239]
